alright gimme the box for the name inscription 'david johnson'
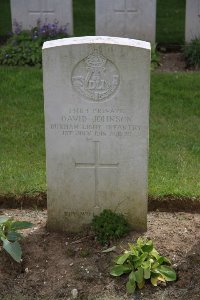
[50,106,141,137]
[71,49,120,102]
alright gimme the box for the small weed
[110,238,176,294]
[151,44,160,70]
[66,246,76,258]
[79,249,91,258]
[184,38,200,68]
[0,216,33,262]
[91,209,129,245]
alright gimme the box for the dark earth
[0,209,200,300]
[1,53,200,299]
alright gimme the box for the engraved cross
[28,0,54,18]
[114,0,139,35]
[75,141,119,208]
[114,0,138,14]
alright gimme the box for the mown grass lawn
[0,0,198,198]
[0,67,46,195]
[150,72,200,196]
[0,67,199,197]
[0,0,185,45]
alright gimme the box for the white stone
[10,0,73,35]
[185,0,200,43]
[95,0,156,44]
[43,36,151,232]
[71,288,78,299]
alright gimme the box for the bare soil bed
[0,209,200,300]
[156,52,200,72]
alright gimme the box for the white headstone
[10,0,73,35]
[43,36,151,232]
[96,0,156,44]
[185,0,200,43]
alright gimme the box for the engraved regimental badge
[71,49,120,102]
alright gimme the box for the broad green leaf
[126,278,136,294]
[136,237,144,247]
[131,255,141,261]
[157,256,165,264]
[141,260,151,269]
[144,267,151,279]
[151,276,159,286]
[1,238,22,263]
[116,252,130,265]
[110,264,131,276]
[157,256,171,265]
[160,256,171,265]
[128,243,138,256]
[129,271,136,283]
[157,275,166,282]
[134,252,148,268]
[0,216,10,224]
[11,221,33,230]
[152,261,160,269]
[102,246,116,253]
[6,231,22,242]
[141,240,153,253]
[137,279,145,289]
[156,265,177,281]
[150,248,160,260]
[151,269,160,276]
[135,267,144,284]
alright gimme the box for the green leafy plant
[151,44,160,70]
[91,209,129,245]
[0,215,33,262]
[184,38,200,68]
[0,20,68,67]
[110,238,176,294]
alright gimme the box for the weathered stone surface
[10,0,73,35]
[185,0,200,43]
[43,36,151,232]
[96,0,156,43]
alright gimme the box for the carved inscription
[64,211,92,217]
[71,49,120,102]
[50,106,141,138]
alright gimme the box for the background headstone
[95,0,156,43]
[185,0,200,43]
[43,36,151,232]
[10,0,73,35]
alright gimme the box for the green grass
[0,0,185,44]
[0,0,11,36]
[150,73,200,196]
[156,0,185,45]
[0,67,46,195]
[0,68,200,197]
